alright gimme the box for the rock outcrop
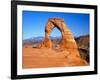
[39,18,87,65]
[40,18,80,55]
[41,18,77,48]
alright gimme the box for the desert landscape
[22,18,89,69]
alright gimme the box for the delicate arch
[38,18,87,65]
[41,18,78,50]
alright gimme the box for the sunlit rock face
[38,18,87,66]
[41,18,78,50]
[41,18,77,49]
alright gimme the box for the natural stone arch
[41,18,78,50]
[39,18,87,65]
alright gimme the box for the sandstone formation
[39,18,87,65]
[40,18,80,55]
[41,18,77,48]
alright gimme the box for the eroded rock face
[41,18,77,49]
[39,18,87,65]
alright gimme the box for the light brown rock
[40,18,77,49]
[39,18,87,65]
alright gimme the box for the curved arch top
[42,18,77,49]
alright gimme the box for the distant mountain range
[23,35,89,47]
[23,36,44,44]
[23,36,61,45]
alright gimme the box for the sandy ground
[23,45,87,69]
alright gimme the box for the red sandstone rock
[39,18,87,65]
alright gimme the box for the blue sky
[22,11,90,40]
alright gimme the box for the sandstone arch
[39,18,88,65]
[41,18,78,49]
[40,18,80,57]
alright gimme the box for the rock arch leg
[41,19,54,48]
